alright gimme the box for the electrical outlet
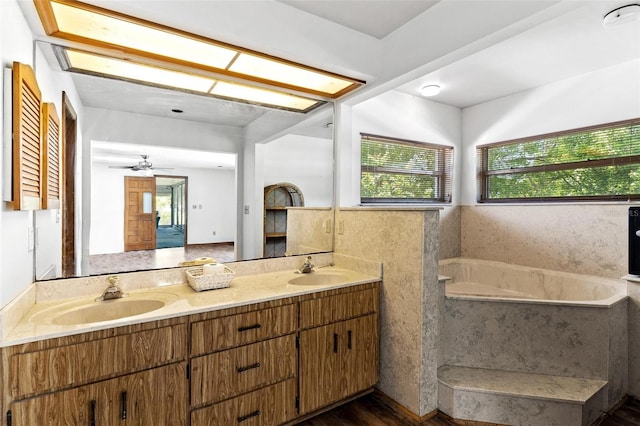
[244,205,250,214]
[212,231,216,236]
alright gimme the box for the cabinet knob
[333,333,338,353]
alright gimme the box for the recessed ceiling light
[603,4,640,28]
[420,85,441,97]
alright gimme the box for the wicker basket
[185,266,235,291]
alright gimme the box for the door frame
[154,175,188,248]
[61,92,76,277]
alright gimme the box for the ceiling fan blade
[108,165,135,169]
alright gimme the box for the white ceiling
[396,2,640,108]
[19,0,640,166]
[277,0,440,39]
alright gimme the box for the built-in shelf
[263,183,304,258]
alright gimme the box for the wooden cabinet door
[109,363,187,426]
[10,364,186,426]
[298,322,343,415]
[340,314,379,397]
[10,381,112,425]
[299,314,379,416]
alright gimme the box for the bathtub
[439,257,626,306]
[439,258,628,410]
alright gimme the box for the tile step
[438,365,608,426]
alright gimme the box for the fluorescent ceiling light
[229,53,353,95]
[66,49,216,93]
[35,0,364,105]
[211,81,318,111]
[60,47,321,111]
[50,1,237,69]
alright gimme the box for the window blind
[478,119,640,201]
[361,133,453,203]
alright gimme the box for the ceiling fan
[108,154,172,172]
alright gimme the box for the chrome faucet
[298,256,315,274]
[97,276,128,301]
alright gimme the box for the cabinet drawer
[10,324,186,399]
[190,334,296,406]
[191,378,296,426]
[299,285,379,329]
[190,304,297,356]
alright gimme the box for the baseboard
[371,388,437,425]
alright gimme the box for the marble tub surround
[0,253,381,346]
[438,365,607,426]
[442,295,628,411]
[334,207,441,417]
[440,258,627,305]
[460,204,628,279]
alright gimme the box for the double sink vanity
[0,254,381,425]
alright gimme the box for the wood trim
[283,389,374,425]
[33,0,364,100]
[12,62,42,210]
[371,389,438,425]
[61,92,76,277]
[42,102,61,209]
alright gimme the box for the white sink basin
[31,291,179,325]
[52,299,166,325]
[288,269,353,286]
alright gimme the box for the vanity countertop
[1,265,380,347]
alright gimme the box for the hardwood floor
[296,393,640,426]
[598,397,640,426]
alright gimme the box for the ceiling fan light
[420,84,441,97]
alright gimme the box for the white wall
[90,164,235,255]
[349,90,462,207]
[246,134,334,260]
[461,59,640,205]
[81,107,242,271]
[262,134,333,207]
[0,0,83,306]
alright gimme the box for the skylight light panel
[66,50,215,93]
[230,53,354,95]
[211,81,318,111]
[51,1,237,69]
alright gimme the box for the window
[360,134,453,204]
[478,119,640,202]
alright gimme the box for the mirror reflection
[34,42,335,280]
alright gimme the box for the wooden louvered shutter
[42,102,61,209]
[12,62,42,210]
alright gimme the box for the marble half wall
[334,208,441,416]
[439,206,461,260]
[286,207,333,255]
[461,204,628,279]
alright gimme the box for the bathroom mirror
[33,42,335,280]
